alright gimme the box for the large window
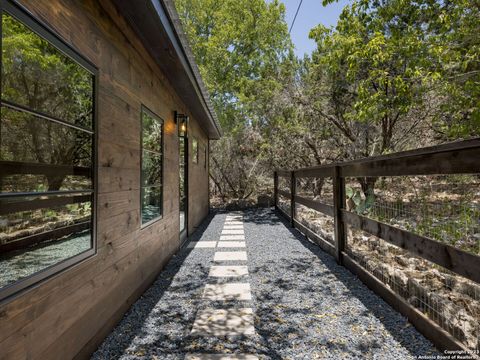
[141,107,163,225]
[0,2,96,299]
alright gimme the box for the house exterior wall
[188,119,210,233]
[0,0,210,358]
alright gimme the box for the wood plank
[273,171,278,209]
[342,137,480,167]
[97,189,138,221]
[290,171,295,227]
[333,167,346,264]
[295,166,334,179]
[99,140,140,170]
[0,194,92,216]
[342,210,480,284]
[0,161,91,178]
[97,167,139,194]
[294,195,334,217]
[276,170,290,177]
[276,206,290,221]
[340,145,480,177]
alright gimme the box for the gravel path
[92,209,440,359]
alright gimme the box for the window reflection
[141,107,163,224]
[0,10,95,295]
[1,13,93,128]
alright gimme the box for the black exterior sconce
[174,111,189,137]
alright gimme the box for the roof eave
[111,0,222,139]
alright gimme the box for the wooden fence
[0,160,93,252]
[274,137,480,354]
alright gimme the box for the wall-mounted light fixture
[174,111,189,137]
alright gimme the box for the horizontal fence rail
[273,137,480,355]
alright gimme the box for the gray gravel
[0,230,90,288]
[92,209,440,359]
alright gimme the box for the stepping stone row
[188,214,258,360]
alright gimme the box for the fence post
[273,171,278,210]
[290,170,296,227]
[333,165,346,264]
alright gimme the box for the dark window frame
[0,0,98,302]
[140,105,164,227]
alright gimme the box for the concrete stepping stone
[221,230,244,235]
[203,283,252,301]
[187,241,217,249]
[220,235,245,241]
[209,265,249,277]
[191,308,255,336]
[224,221,243,225]
[217,241,245,248]
[185,354,258,360]
[214,251,247,261]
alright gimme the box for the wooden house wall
[0,0,210,358]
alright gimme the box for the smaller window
[141,107,163,225]
[204,144,208,170]
[192,137,198,164]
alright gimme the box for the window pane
[204,146,207,169]
[0,197,92,289]
[0,106,92,192]
[142,151,162,187]
[1,14,94,129]
[142,110,162,153]
[192,138,198,163]
[141,186,162,224]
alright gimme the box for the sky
[280,0,351,57]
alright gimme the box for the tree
[1,13,93,191]
[175,0,295,200]
[305,0,480,194]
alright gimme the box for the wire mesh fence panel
[296,177,334,206]
[295,203,335,245]
[278,175,291,194]
[344,175,480,256]
[277,196,291,217]
[294,177,335,244]
[345,226,480,351]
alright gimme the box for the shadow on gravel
[242,208,283,226]
[247,207,436,358]
[91,213,217,359]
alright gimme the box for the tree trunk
[357,177,376,197]
[313,178,325,199]
[47,175,65,191]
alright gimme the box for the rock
[394,255,409,267]
[257,194,272,207]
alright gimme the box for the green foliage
[174,0,294,131]
[307,0,480,153]
[346,186,375,215]
[176,0,479,203]
[1,14,94,190]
